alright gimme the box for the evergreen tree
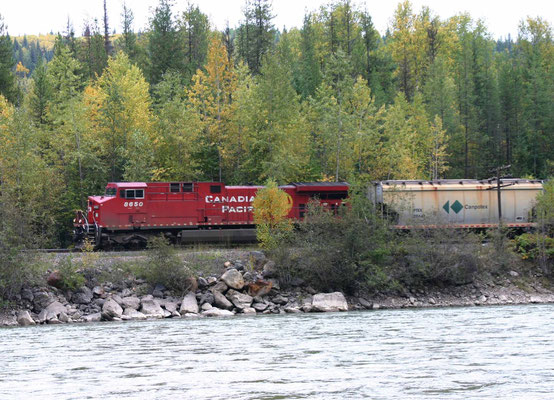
[147,0,182,85]
[179,4,210,82]
[0,16,17,103]
[237,0,275,74]
[28,57,52,125]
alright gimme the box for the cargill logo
[443,200,463,214]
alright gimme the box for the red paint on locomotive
[74,181,349,246]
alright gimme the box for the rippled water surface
[2,304,554,399]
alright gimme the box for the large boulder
[17,310,35,326]
[46,301,68,316]
[33,291,54,311]
[179,292,199,314]
[122,308,147,321]
[220,269,244,290]
[82,313,102,322]
[201,308,234,317]
[141,299,164,318]
[311,292,348,312]
[72,286,93,304]
[212,281,228,293]
[212,290,233,310]
[102,298,123,320]
[120,296,141,310]
[225,289,253,310]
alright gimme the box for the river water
[2,304,554,399]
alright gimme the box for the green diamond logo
[451,200,463,214]
[442,200,450,214]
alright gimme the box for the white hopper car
[368,179,544,229]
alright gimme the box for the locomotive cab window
[170,183,180,193]
[123,189,144,199]
[210,185,221,194]
[182,183,193,192]
[105,187,116,197]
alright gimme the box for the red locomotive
[73,181,349,248]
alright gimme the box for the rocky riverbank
[1,251,553,327]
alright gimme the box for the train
[73,179,543,248]
[73,181,349,248]
[368,179,544,229]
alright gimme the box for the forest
[0,0,552,246]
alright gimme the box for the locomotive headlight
[95,213,98,218]
[93,205,99,210]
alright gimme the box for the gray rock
[102,298,123,320]
[120,296,141,310]
[198,277,209,288]
[242,307,257,314]
[180,292,199,314]
[17,310,35,326]
[72,286,93,304]
[46,301,68,316]
[311,292,348,312]
[201,308,234,317]
[33,291,54,310]
[47,318,63,324]
[305,286,317,295]
[272,295,288,305]
[201,303,213,311]
[152,283,166,298]
[252,302,268,312]
[212,290,233,310]
[226,289,253,310]
[92,286,105,297]
[207,277,218,285]
[284,306,301,313]
[509,270,520,277]
[93,298,106,308]
[141,299,165,318]
[82,313,102,322]
[262,261,276,278]
[199,292,215,306]
[20,288,34,302]
[123,308,147,320]
[358,298,373,309]
[162,300,179,313]
[120,288,132,298]
[163,309,172,318]
[429,297,436,305]
[58,312,70,323]
[212,281,228,293]
[220,269,245,290]
[111,294,124,306]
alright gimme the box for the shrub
[57,256,86,291]
[140,235,193,295]
[253,179,293,250]
[0,245,42,301]
[270,185,397,294]
[395,228,481,287]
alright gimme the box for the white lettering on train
[205,195,255,203]
[222,205,254,213]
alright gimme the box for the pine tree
[179,4,209,82]
[0,16,17,103]
[147,0,182,85]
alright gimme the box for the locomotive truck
[74,179,543,248]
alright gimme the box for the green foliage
[57,256,86,291]
[514,233,554,261]
[270,187,397,294]
[0,16,18,103]
[140,236,193,295]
